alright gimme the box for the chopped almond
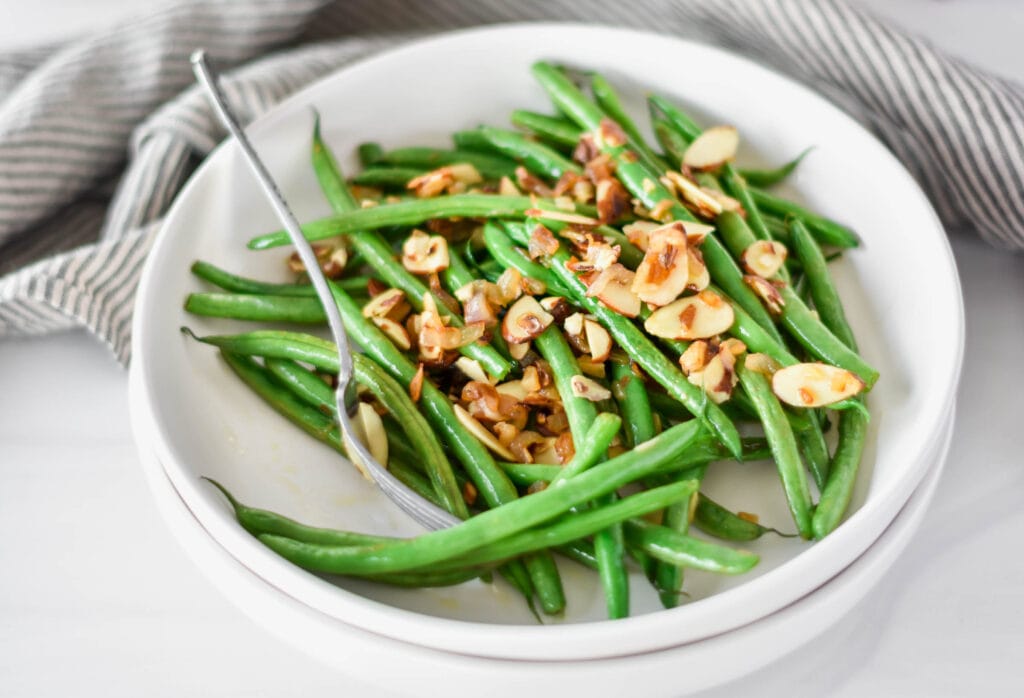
[372,317,411,350]
[745,352,782,377]
[455,356,491,384]
[362,288,410,322]
[508,340,531,361]
[596,118,628,148]
[528,224,560,259]
[585,263,641,317]
[498,175,521,196]
[679,340,711,375]
[744,275,786,314]
[402,230,449,274]
[453,404,516,460]
[584,319,613,362]
[570,375,612,402]
[407,167,457,198]
[515,166,552,197]
[496,267,524,305]
[501,296,554,344]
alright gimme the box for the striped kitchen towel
[1,0,1021,363]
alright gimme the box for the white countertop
[2,2,1023,695]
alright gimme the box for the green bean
[610,360,656,448]
[749,188,860,249]
[248,194,585,251]
[190,260,371,297]
[693,493,795,541]
[510,110,581,148]
[590,72,668,175]
[357,142,384,168]
[503,216,643,270]
[797,409,833,492]
[455,126,580,180]
[738,148,812,187]
[373,146,518,180]
[253,419,703,575]
[265,356,468,519]
[736,358,813,539]
[623,519,759,575]
[351,166,424,188]
[557,541,598,570]
[310,121,512,379]
[651,116,688,170]
[813,408,867,539]
[185,292,326,324]
[647,95,703,142]
[788,219,857,349]
[719,163,775,244]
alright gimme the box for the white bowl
[131,23,963,661]
[131,365,955,696]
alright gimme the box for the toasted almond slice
[623,220,661,252]
[703,187,743,213]
[682,221,716,246]
[572,178,595,203]
[720,338,747,356]
[402,230,449,274]
[528,224,560,259]
[596,177,630,224]
[596,117,629,148]
[570,375,612,402]
[687,353,736,404]
[584,318,613,362]
[453,404,516,460]
[586,263,641,317]
[644,292,735,340]
[460,286,499,327]
[745,352,781,377]
[682,125,739,170]
[525,208,600,226]
[532,437,562,465]
[576,355,607,378]
[495,379,530,402]
[664,170,723,218]
[742,240,788,278]
[407,167,456,198]
[744,275,786,314]
[502,296,554,344]
[371,317,411,350]
[521,276,547,296]
[362,288,410,321]
[496,267,524,305]
[447,163,483,185]
[771,362,865,407]
[455,356,490,384]
[409,363,425,402]
[632,222,689,306]
[508,340,531,361]
[498,175,521,196]
[343,402,389,480]
[553,195,576,212]
[539,296,571,322]
[679,340,711,375]
[686,246,711,291]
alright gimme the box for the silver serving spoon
[191,50,460,531]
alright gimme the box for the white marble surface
[2,1,1023,695]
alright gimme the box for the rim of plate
[132,23,964,661]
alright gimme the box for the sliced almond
[703,187,744,214]
[402,230,449,274]
[496,267,524,305]
[685,246,711,292]
[521,276,547,296]
[343,402,389,480]
[679,340,711,375]
[407,167,457,198]
[771,363,865,407]
[455,356,490,384]
[532,437,562,465]
[572,178,595,203]
[720,338,747,356]
[623,220,661,252]
[498,175,521,196]
[682,125,739,170]
[664,170,723,218]
[539,296,571,322]
[371,317,411,350]
[460,285,499,327]
[453,404,516,460]
[745,352,782,377]
[631,222,690,307]
[742,240,788,279]
[595,117,628,148]
[596,178,630,224]
[576,355,607,378]
[570,375,612,402]
[501,296,554,344]
[585,263,641,318]
[528,224,560,259]
[682,221,715,246]
[584,318,613,362]
[508,340,531,361]
[408,363,425,402]
[687,352,736,404]
[744,275,786,314]
[524,208,600,226]
[644,291,735,340]
[447,163,483,186]
[362,288,410,322]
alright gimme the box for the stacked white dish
[129,24,963,694]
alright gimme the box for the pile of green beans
[182,63,877,620]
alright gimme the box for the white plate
[131,24,963,661]
[131,364,954,696]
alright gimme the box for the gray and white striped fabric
[2,0,1022,363]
